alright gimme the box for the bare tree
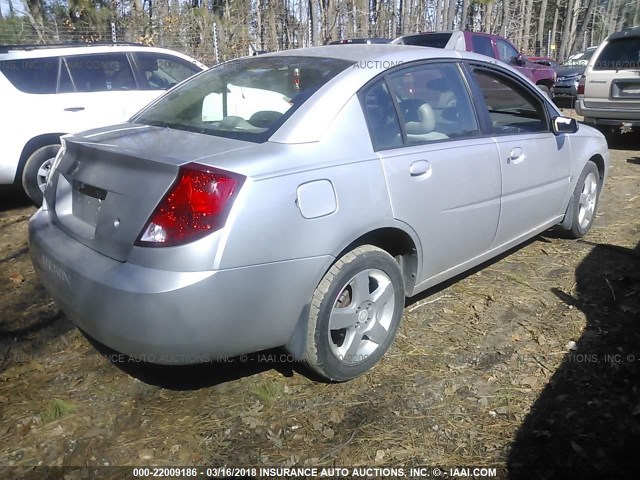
[536,0,548,54]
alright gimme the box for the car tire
[22,144,61,207]
[562,161,601,239]
[304,245,405,382]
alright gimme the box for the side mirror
[514,54,528,66]
[552,116,578,135]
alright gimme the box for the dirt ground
[0,122,639,479]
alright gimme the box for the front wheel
[22,144,60,206]
[562,161,601,238]
[304,245,405,382]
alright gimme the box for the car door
[59,52,156,131]
[360,61,502,284]
[467,65,571,247]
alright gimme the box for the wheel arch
[14,133,64,185]
[284,224,420,360]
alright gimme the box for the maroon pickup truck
[393,31,556,96]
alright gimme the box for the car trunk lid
[45,124,254,262]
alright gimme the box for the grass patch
[40,398,77,423]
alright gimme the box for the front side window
[0,56,59,94]
[594,37,640,71]
[133,56,352,142]
[472,68,548,134]
[66,53,136,92]
[385,62,480,144]
[134,52,202,90]
[496,39,519,63]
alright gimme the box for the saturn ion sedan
[29,45,609,382]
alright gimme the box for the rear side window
[594,37,640,71]
[360,80,403,150]
[134,52,202,90]
[400,33,452,48]
[66,53,136,92]
[0,56,59,94]
[472,35,494,58]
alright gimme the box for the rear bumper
[29,209,331,363]
[553,84,577,98]
[575,100,640,125]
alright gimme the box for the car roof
[0,43,201,62]
[608,26,640,41]
[260,44,484,63]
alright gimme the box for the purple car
[393,31,556,96]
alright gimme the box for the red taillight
[292,68,300,90]
[136,163,245,247]
[577,75,586,95]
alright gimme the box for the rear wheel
[562,161,600,238]
[304,245,404,382]
[22,144,60,206]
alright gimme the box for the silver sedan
[29,45,609,381]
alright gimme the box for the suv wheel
[22,144,60,206]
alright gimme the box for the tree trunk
[461,0,469,30]
[499,0,509,37]
[575,0,596,53]
[484,1,492,34]
[536,0,548,52]
[551,6,559,58]
[559,0,575,61]
[523,0,534,52]
[568,0,581,56]
[435,0,443,31]
[446,0,456,30]
[635,1,640,28]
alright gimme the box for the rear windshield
[594,37,640,71]
[399,33,452,48]
[133,56,352,142]
[0,56,59,93]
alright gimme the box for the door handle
[409,160,432,177]
[64,107,85,112]
[507,147,525,164]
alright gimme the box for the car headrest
[405,103,436,134]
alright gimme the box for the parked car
[29,45,608,382]
[529,56,561,71]
[0,43,206,205]
[329,38,391,45]
[553,47,597,105]
[392,31,556,96]
[576,27,640,135]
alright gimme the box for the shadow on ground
[0,187,30,212]
[508,238,640,478]
[84,332,307,390]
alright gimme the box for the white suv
[576,27,640,136]
[0,43,206,205]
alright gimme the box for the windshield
[593,38,640,70]
[564,48,596,66]
[133,56,352,142]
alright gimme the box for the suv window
[496,39,519,63]
[0,56,59,94]
[134,52,202,90]
[594,37,640,71]
[65,53,136,92]
[472,69,548,134]
[385,63,479,144]
[472,35,495,58]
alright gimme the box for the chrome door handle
[507,147,525,164]
[409,160,432,177]
[64,107,85,112]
